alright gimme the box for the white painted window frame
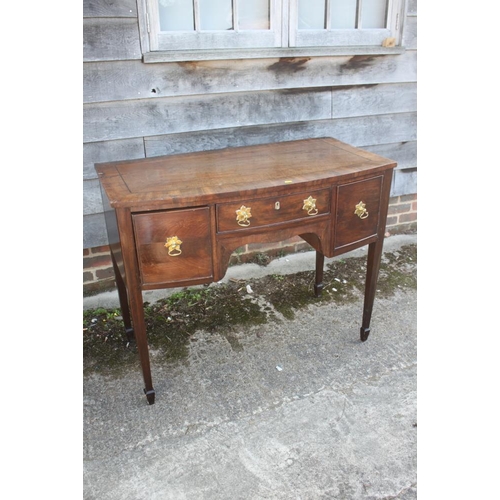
[148,0,283,51]
[137,0,406,62]
[290,0,402,47]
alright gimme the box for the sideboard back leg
[111,253,134,342]
[360,239,384,342]
[314,251,325,297]
[129,289,155,404]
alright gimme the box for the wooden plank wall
[83,0,417,248]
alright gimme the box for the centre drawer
[132,207,213,286]
[217,189,330,233]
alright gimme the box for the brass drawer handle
[165,236,183,256]
[303,196,318,216]
[354,201,369,219]
[236,205,252,227]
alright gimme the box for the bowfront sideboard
[95,138,396,404]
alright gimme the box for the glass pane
[158,0,194,31]
[362,0,387,29]
[298,0,326,29]
[238,0,270,30]
[330,0,357,29]
[199,0,233,30]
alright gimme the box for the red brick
[84,279,116,295]
[284,236,305,244]
[400,194,417,203]
[388,203,411,215]
[83,271,94,283]
[412,201,417,211]
[399,212,417,223]
[294,242,312,252]
[96,267,115,280]
[83,254,113,269]
[247,241,284,252]
[90,245,111,255]
[385,216,399,228]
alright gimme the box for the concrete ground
[83,234,417,500]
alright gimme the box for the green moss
[376,244,417,297]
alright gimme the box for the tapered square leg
[111,253,135,343]
[314,251,325,297]
[360,239,384,341]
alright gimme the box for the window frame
[149,0,283,51]
[290,0,402,47]
[138,0,406,63]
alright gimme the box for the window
[142,0,404,57]
[148,0,282,50]
[291,0,401,47]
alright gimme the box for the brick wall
[83,245,116,294]
[83,195,417,294]
[386,194,417,234]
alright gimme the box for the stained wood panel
[84,83,417,144]
[331,83,416,118]
[83,51,417,103]
[83,89,332,143]
[144,112,417,158]
[84,179,103,216]
[83,18,142,62]
[363,142,417,170]
[83,0,137,17]
[83,138,145,180]
[84,213,107,248]
[392,169,417,197]
[402,17,417,50]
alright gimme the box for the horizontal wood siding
[83,0,417,249]
[83,52,417,103]
[83,18,142,62]
[83,0,137,18]
[143,114,417,160]
[83,89,333,143]
[83,138,145,180]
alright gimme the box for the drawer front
[334,176,382,249]
[217,189,330,232]
[133,207,212,286]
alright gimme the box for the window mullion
[233,0,239,32]
[356,0,362,29]
[325,0,331,30]
[282,0,290,47]
[193,0,200,31]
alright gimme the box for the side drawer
[334,176,382,249]
[217,189,330,233]
[132,207,213,286]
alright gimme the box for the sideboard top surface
[96,137,397,208]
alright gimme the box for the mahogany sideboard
[95,138,396,405]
